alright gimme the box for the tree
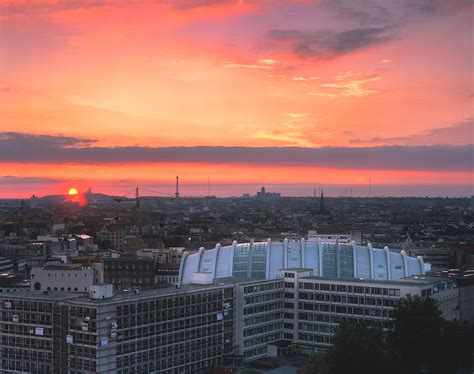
[298,353,329,374]
[387,295,443,373]
[299,321,386,374]
[299,296,473,374]
[387,295,474,374]
[326,321,386,374]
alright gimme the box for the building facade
[103,257,155,290]
[229,278,284,362]
[30,263,104,293]
[0,284,234,373]
[281,269,459,352]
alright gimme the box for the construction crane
[113,187,174,225]
[114,187,174,209]
[113,177,215,213]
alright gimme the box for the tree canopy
[299,295,473,374]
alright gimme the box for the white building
[281,269,459,350]
[179,238,429,285]
[307,230,352,243]
[30,263,104,293]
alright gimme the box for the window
[389,289,400,296]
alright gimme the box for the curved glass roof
[179,239,428,285]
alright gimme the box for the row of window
[244,291,283,305]
[244,322,283,337]
[298,282,401,296]
[116,292,223,315]
[244,311,283,326]
[244,302,283,316]
[244,281,283,294]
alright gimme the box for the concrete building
[137,247,185,264]
[280,269,459,352]
[0,284,234,373]
[30,263,104,293]
[0,273,30,293]
[0,257,14,273]
[307,231,352,244]
[103,257,155,290]
[217,277,284,362]
[405,246,451,270]
[74,234,98,252]
[435,268,474,324]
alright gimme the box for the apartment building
[103,257,155,290]
[0,284,234,373]
[0,292,77,373]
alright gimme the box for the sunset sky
[0,0,472,198]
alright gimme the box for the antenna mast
[175,176,180,199]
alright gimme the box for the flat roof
[71,283,234,306]
[281,268,313,272]
[0,291,80,302]
[1,283,233,305]
[301,275,455,287]
[214,276,283,286]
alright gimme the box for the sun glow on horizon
[68,188,79,195]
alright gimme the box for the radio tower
[175,176,180,199]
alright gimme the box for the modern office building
[179,239,429,285]
[0,284,234,373]
[280,269,459,352]
[217,277,284,362]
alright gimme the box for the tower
[175,176,180,199]
[319,189,325,213]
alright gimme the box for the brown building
[103,257,155,290]
[96,224,126,250]
[155,263,180,285]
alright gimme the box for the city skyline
[1,0,473,197]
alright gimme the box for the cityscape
[1,1,473,374]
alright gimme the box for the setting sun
[68,188,79,195]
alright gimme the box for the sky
[0,0,473,198]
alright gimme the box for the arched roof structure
[178,239,429,285]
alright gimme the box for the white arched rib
[384,246,392,280]
[213,243,221,279]
[266,239,272,279]
[352,240,358,278]
[301,238,306,268]
[368,243,374,280]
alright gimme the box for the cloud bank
[0,133,471,172]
